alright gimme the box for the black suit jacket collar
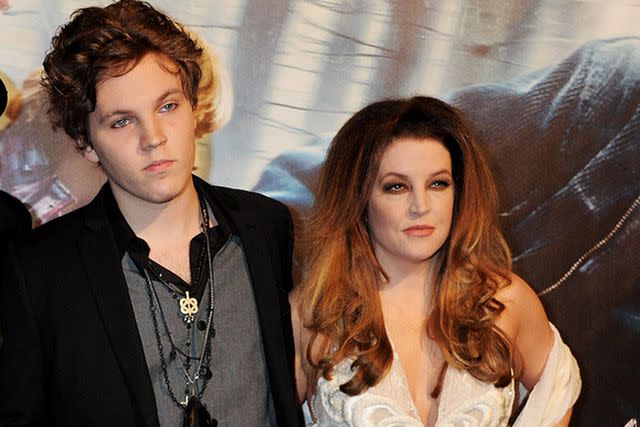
[78,185,160,426]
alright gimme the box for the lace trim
[309,354,515,426]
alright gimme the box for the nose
[408,190,430,217]
[140,116,167,151]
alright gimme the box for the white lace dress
[306,323,581,427]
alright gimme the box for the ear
[83,145,100,164]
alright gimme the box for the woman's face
[367,137,454,270]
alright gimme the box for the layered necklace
[142,193,217,426]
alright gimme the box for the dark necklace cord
[143,268,187,407]
[146,227,210,299]
[142,193,216,408]
[146,272,203,360]
[146,264,185,296]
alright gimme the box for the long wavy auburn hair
[298,96,517,396]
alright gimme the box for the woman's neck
[379,255,438,292]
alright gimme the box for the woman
[290,96,581,426]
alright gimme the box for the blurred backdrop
[1,1,638,424]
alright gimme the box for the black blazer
[0,178,303,427]
[0,190,31,238]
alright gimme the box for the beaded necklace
[142,193,217,426]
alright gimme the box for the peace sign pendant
[180,291,198,323]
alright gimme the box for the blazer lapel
[203,186,287,354]
[203,183,299,425]
[78,189,159,427]
[232,213,285,337]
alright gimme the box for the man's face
[86,53,197,207]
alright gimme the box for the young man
[0,1,301,426]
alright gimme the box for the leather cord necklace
[142,193,217,426]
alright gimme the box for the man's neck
[112,180,202,282]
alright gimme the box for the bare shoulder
[495,273,554,389]
[494,273,537,305]
[494,273,545,332]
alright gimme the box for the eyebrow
[96,88,183,124]
[380,169,452,180]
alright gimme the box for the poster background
[1,1,638,424]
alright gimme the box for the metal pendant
[182,395,216,427]
[179,291,199,323]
